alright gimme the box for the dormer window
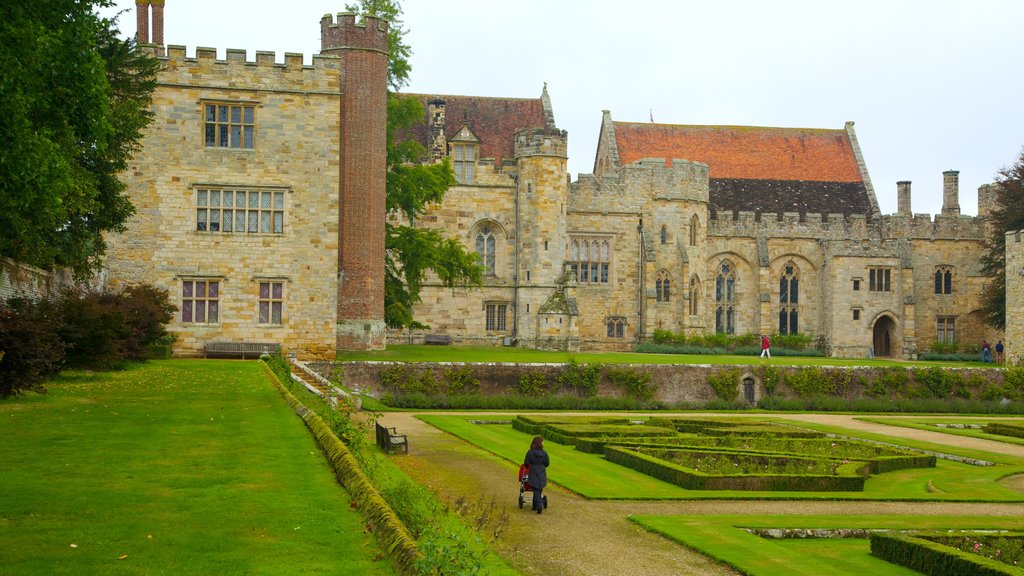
[449,125,480,184]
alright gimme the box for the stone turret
[978,183,1000,221]
[897,181,912,215]
[427,97,447,161]
[321,13,389,351]
[942,170,960,217]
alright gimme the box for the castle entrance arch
[872,315,897,357]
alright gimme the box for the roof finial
[649,109,654,123]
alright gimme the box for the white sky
[99,0,1024,217]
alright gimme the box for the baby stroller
[517,464,548,510]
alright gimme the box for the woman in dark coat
[524,435,549,514]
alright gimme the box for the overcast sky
[100,0,1024,217]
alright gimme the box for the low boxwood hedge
[870,532,1021,576]
[982,422,1024,439]
[605,446,865,491]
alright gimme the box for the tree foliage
[980,147,1024,329]
[347,0,483,329]
[0,1,157,278]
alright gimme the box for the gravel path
[380,412,1024,576]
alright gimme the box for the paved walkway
[380,412,1024,576]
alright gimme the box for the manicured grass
[631,514,1024,576]
[858,415,1024,447]
[0,361,394,575]
[421,415,1024,501]
[338,344,982,367]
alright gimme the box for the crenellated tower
[321,13,389,351]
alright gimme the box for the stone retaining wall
[308,361,1006,405]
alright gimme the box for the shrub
[866,367,909,398]
[556,358,602,397]
[606,367,656,401]
[785,367,834,398]
[515,371,555,396]
[760,365,781,397]
[706,368,740,401]
[1005,367,1024,400]
[442,366,480,395]
[117,284,176,360]
[911,367,966,399]
[0,297,64,397]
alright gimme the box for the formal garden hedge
[870,531,1024,575]
[983,422,1024,440]
[605,445,866,491]
[508,415,937,492]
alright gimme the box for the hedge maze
[512,415,934,492]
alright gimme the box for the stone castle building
[104,4,1002,359]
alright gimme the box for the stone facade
[1007,230,1024,364]
[104,12,388,359]
[400,104,1002,358]
[103,5,1003,360]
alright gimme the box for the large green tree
[0,1,157,278]
[980,147,1024,330]
[347,0,483,329]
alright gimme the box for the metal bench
[204,341,280,359]
[375,422,408,454]
[423,334,452,345]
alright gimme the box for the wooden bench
[375,422,408,454]
[204,341,280,359]
[423,334,452,345]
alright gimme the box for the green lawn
[338,344,984,368]
[420,415,1024,501]
[0,361,394,575]
[857,415,1024,448]
[631,514,1024,576]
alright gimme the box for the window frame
[868,267,891,292]
[606,316,626,339]
[257,281,284,325]
[569,236,612,285]
[203,102,256,149]
[656,270,671,303]
[475,224,497,276]
[195,187,286,235]
[934,266,953,295]
[715,261,737,334]
[181,278,220,324]
[778,262,799,335]
[485,302,508,332]
[452,143,477,184]
[936,316,956,344]
[688,275,700,316]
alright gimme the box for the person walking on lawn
[524,436,549,514]
[760,334,771,358]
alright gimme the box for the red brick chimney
[150,0,165,55]
[320,13,389,351]
[135,0,149,44]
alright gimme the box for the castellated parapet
[320,13,388,55]
[515,128,568,159]
[569,158,709,213]
[707,210,985,242]
[158,45,341,93]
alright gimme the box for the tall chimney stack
[150,0,165,56]
[897,181,912,215]
[135,0,150,44]
[942,170,960,217]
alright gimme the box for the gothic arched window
[689,215,699,247]
[656,270,671,302]
[606,317,626,338]
[934,266,953,295]
[475,225,496,275]
[715,261,736,334]
[779,262,799,335]
[660,225,668,245]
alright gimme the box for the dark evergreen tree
[980,147,1024,329]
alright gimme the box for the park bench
[375,422,409,454]
[423,334,452,345]
[204,341,280,359]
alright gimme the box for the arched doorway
[873,315,896,357]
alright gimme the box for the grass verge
[0,360,393,575]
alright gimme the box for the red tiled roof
[613,122,863,182]
[402,93,547,165]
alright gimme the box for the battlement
[514,127,568,159]
[155,45,341,93]
[707,209,986,241]
[320,13,389,55]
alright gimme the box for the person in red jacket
[760,334,771,359]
